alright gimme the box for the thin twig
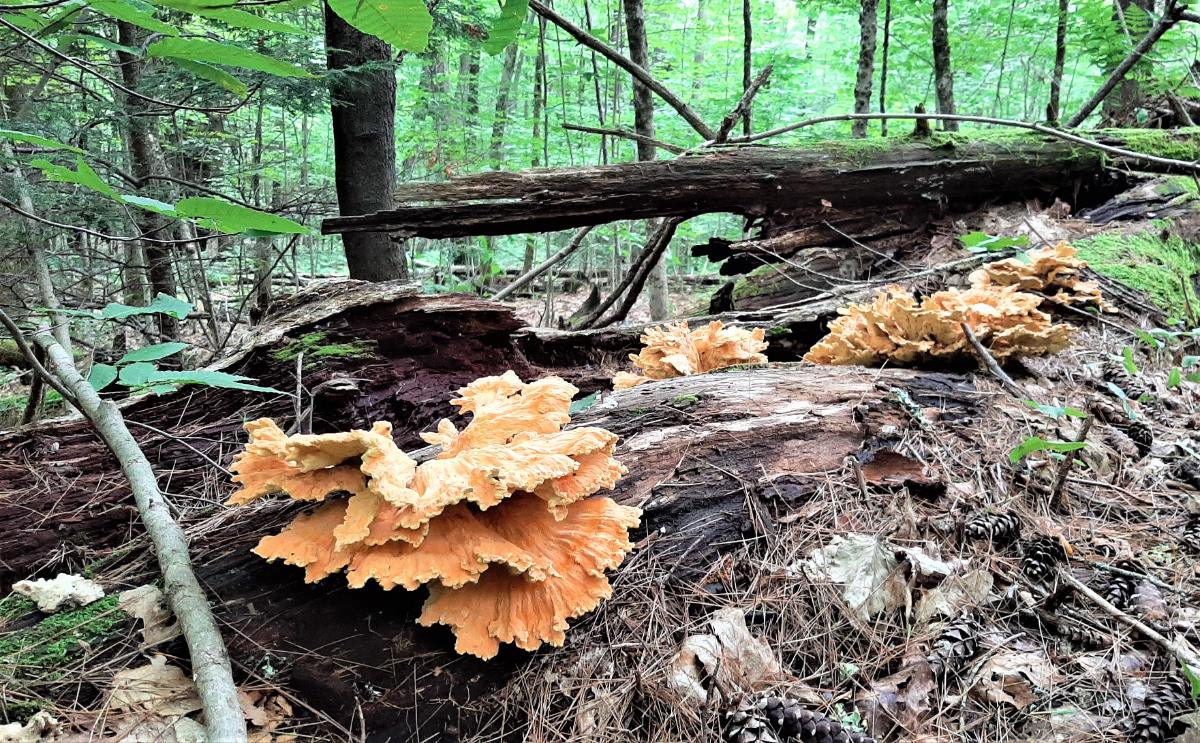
[1049,414,1094,511]
[1059,569,1200,669]
[561,123,686,154]
[1090,560,1181,595]
[713,64,773,144]
[492,225,596,301]
[960,321,1025,397]
[725,112,1200,173]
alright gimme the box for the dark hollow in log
[320,131,1200,239]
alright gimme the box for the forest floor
[1,198,1199,743]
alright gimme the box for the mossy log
[321,130,1200,239]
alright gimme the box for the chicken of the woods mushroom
[227,371,641,659]
[804,242,1108,366]
[613,320,769,389]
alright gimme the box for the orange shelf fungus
[227,371,640,659]
[968,242,1114,311]
[613,320,769,389]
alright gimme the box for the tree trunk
[320,130,1200,238]
[489,44,522,169]
[324,2,408,282]
[117,21,179,338]
[622,0,669,320]
[879,0,892,135]
[931,0,958,131]
[1047,0,1069,124]
[852,0,880,138]
[742,0,753,136]
[804,13,818,61]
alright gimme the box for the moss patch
[0,595,37,625]
[1103,127,1200,163]
[272,331,376,364]
[0,594,123,674]
[1075,226,1200,323]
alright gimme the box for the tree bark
[318,129,1200,238]
[879,0,892,135]
[931,0,958,131]
[622,0,669,320]
[324,2,408,281]
[742,0,753,136]
[1047,0,1069,124]
[116,21,179,338]
[852,0,879,138]
[490,43,523,169]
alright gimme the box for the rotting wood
[321,130,1200,239]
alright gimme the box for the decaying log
[321,131,1200,239]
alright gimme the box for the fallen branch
[561,123,686,155]
[1059,568,1200,670]
[529,0,716,140]
[1066,0,1186,127]
[713,64,773,144]
[960,321,1024,397]
[578,218,675,328]
[491,225,596,301]
[1049,413,1094,511]
[594,217,683,328]
[726,112,1200,174]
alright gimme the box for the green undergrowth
[0,594,124,689]
[272,331,376,364]
[1075,224,1200,323]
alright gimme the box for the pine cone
[1182,515,1200,553]
[1102,357,1151,400]
[1100,560,1141,610]
[964,511,1022,544]
[1120,419,1154,459]
[928,612,981,675]
[1047,607,1110,648]
[736,696,877,743]
[1130,674,1193,743]
[1176,459,1200,490]
[725,706,780,743]
[1021,536,1068,581]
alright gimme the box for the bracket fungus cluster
[228,371,641,659]
[613,320,769,389]
[804,244,1107,367]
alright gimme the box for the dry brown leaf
[108,655,203,716]
[970,651,1061,709]
[915,569,994,625]
[0,712,60,743]
[118,585,180,648]
[114,717,206,743]
[803,533,910,620]
[613,321,768,389]
[857,652,935,736]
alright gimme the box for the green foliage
[483,0,528,55]
[0,129,83,153]
[1009,436,1088,464]
[175,197,312,236]
[1023,400,1087,419]
[101,293,194,321]
[168,59,249,97]
[326,0,433,52]
[0,594,123,673]
[148,38,311,78]
[29,158,117,198]
[960,232,1030,253]
[1075,227,1200,323]
[86,0,180,36]
[271,331,375,363]
[118,363,285,394]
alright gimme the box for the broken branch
[491,225,596,301]
[960,321,1024,397]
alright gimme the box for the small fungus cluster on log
[228,371,641,659]
[613,320,769,389]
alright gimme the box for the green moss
[0,594,123,672]
[1075,226,1200,323]
[671,394,699,406]
[1104,127,1200,163]
[272,331,375,363]
[0,595,36,624]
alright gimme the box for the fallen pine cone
[928,612,981,676]
[1130,674,1194,743]
[963,511,1022,544]
[1181,515,1200,554]
[1102,356,1151,401]
[1100,559,1141,610]
[726,696,876,743]
[1021,536,1068,581]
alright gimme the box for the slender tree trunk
[804,14,817,61]
[742,0,753,136]
[991,0,1017,117]
[1047,0,1069,124]
[692,0,707,91]
[324,2,407,281]
[490,44,522,169]
[852,0,880,138]
[622,0,669,320]
[879,0,892,135]
[117,21,179,338]
[931,0,958,130]
[524,19,548,275]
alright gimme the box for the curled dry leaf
[914,569,994,626]
[970,651,1061,710]
[0,712,60,743]
[117,585,180,648]
[857,652,935,736]
[666,607,812,707]
[108,655,203,717]
[228,371,639,659]
[12,573,104,613]
[803,534,910,621]
[612,320,768,389]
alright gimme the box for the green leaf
[101,293,193,320]
[118,361,158,387]
[1183,355,1199,368]
[118,341,189,364]
[120,194,177,217]
[60,33,142,56]
[326,0,432,52]
[175,197,310,235]
[29,157,118,198]
[87,363,118,393]
[482,0,528,55]
[1182,663,1200,699]
[1189,372,1200,384]
[86,0,179,35]
[168,59,249,97]
[0,128,84,153]
[1134,329,1164,349]
[959,231,1029,253]
[1122,346,1139,375]
[147,0,303,33]
[569,390,599,415]
[1168,367,1182,388]
[147,38,310,78]
[1022,399,1088,419]
[1009,436,1088,464]
[119,363,283,394]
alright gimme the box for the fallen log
[320,130,1200,238]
